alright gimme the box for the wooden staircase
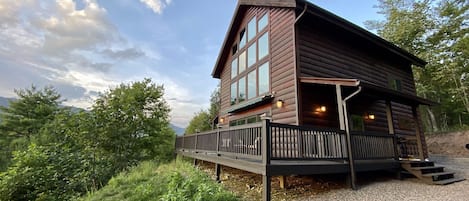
[401,161,465,185]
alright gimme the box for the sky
[0,0,383,128]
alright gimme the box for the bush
[82,160,239,201]
[0,143,112,201]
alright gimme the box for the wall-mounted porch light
[365,113,375,120]
[276,99,284,108]
[315,105,327,113]
[219,117,225,124]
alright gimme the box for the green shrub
[82,160,239,201]
[0,143,112,201]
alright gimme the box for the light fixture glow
[368,114,375,120]
[320,106,327,112]
[276,100,284,108]
[219,117,225,123]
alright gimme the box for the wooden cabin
[176,1,462,200]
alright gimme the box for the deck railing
[175,120,398,162]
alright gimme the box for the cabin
[175,0,463,200]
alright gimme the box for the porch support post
[261,115,272,201]
[412,106,425,161]
[215,163,221,182]
[336,84,345,130]
[385,101,399,160]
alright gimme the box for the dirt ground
[196,131,469,201]
[426,131,469,157]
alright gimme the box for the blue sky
[0,0,383,127]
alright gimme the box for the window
[389,78,402,91]
[229,12,270,107]
[247,43,256,68]
[258,32,269,60]
[258,14,268,32]
[350,115,364,131]
[239,29,246,49]
[232,44,238,55]
[238,77,246,103]
[247,70,256,99]
[229,114,262,127]
[230,83,237,105]
[258,62,269,95]
[231,58,238,78]
[247,17,256,42]
[239,51,246,73]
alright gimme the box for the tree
[185,86,220,134]
[185,110,212,134]
[92,78,175,170]
[0,85,61,139]
[366,0,469,132]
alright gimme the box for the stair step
[401,161,434,167]
[432,177,466,185]
[422,172,455,177]
[411,166,444,174]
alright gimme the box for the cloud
[101,48,145,60]
[139,0,172,14]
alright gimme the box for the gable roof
[211,0,427,79]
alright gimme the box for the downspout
[343,86,362,190]
[293,3,307,125]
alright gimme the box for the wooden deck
[175,119,411,200]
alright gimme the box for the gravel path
[295,155,469,201]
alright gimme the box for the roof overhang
[299,77,437,106]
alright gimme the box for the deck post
[215,163,221,182]
[412,106,425,161]
[261,115,272,201]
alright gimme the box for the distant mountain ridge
[0,96,185,135]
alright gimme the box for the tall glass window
[239,51,246,73]
[247,70,256,99]
[238,77,246,103]
[231,58,238,78]
[258,32,269,60]
[258,62,269,95]
[231,82,237,105]
[247,43,256,68]
[247,17,256,42]
[258,14,268,32]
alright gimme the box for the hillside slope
[426,131,469,157]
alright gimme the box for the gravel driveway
[295,155,469,201]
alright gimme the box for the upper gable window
[258,14,268,32]
[239,29,246,49]
[247,17,256,42]
[230,11,270,107]
[388,77,402,91]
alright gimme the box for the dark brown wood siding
[296,13,427,154]
[270,7,297,125]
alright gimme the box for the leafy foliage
[92,78,175,170]
[82,160,238,201]
[366,0,469,132]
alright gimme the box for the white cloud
[139,0,172,14]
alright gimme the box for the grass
[81,159,239,201]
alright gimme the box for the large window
[258,62,269,95]
[231,58,238,78]
[230,11,270,106]
[247,70,256,99]
[258,32,269,60]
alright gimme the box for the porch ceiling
[299,77,437,106]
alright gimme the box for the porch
[175,119,406,200]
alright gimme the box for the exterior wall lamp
[276,99,284,108]
[315,105,327,113]
[220,117,225,124]
[365,113,375,120]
